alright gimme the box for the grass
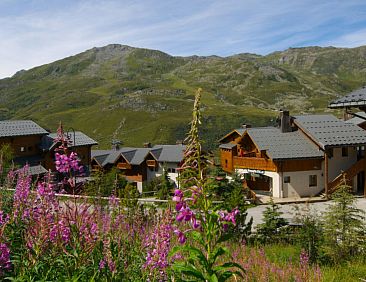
[259,244,366,282]
[1,44,366,149]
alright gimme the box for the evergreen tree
[157,168,174,200]
[0,144,14,184]
[293,204,323,263]
[256,198,287,243]
[322,183,365,262]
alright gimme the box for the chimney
[143,142,152,148]
[241,123,251,129]
[111,140,121,150]
[278,110,292,133]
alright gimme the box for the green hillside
[0,44,365,149]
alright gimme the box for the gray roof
[219,143,237,149]
[235,128,246,135]
[129,148,152,165]
[152,144,185,163]
[329,86,366,109]
[345,112,366,125]
[91,144,185,168]
[41,131,98,150]
[91,147,153,167]
[27,165,47,176]
[0,120,48,137]
[219,128,245,142]
[247,127,323,160]
[294,114,366,149]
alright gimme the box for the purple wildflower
[99,259,106,270]
[0,243,11,274]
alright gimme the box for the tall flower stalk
[171,88,244,281]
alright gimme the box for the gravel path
[246,198,366,229]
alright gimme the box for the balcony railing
[117,162,132,170]
[233,156,277,172]
[146,160,156,167]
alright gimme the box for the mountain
[0,44,365,149]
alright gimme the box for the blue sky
[1,0,366,78]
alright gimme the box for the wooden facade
[91,151,159,184]
[43,145,93,171]
[0,135,44,158]
[220,131,323,174]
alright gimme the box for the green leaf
[213,262,245,278]
[209,246,229,266]
[173,262,206,281]
[190,230,204,245]
[209,273,219,282]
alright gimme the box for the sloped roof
[0,120,48,137]
[27,165,47,176]
[345,112,366,126]
[219,143,237,149]
[151,144,185,163]
[218,128,246,142]
[41,131,97,150]
[294,114,366,149]
[129,148,152,165]
[329,87,366,109]
[247,127,323,160]
[91,144,185,168]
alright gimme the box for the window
[28,146,33,151]
[309,175,317,187]
[342,147,348,157]
[20,146,25,152]
[327,148,333,158]
[225,159,228,168]
[284,176,290,183]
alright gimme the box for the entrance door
[357,171,365,195]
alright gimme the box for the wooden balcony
[146,160,156,167]
[233,156,277,172]
[117,162,132,170]
[125,175,143,182]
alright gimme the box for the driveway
[246,197,366,229]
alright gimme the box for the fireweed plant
[0,125,148,280]
[54,123,84,193]
[171,88,244,282]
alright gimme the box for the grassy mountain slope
[0,44,365,149]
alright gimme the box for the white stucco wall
[328,147,357,181]
[282,170,324,197]
[156,162,180,187]
[137,182,143,193]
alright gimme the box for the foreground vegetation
[0,90,366,281]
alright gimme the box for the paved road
[246,198,366,229]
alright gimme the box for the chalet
[91,144,185,192]
[0,120,97,176]
[219,111,366,198]
[40,130,98,173]
[345,112,366,130]
[329,86,366,111]
[0,120,49,175]
[329,86,366,129]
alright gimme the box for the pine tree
[157,168,173,200]
[256,198,287,243]
[322,183,365,262]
